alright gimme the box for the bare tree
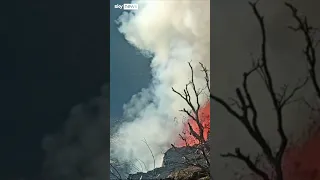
[286,3,320,100]
[171,62,211,178]
[211,1,310,180]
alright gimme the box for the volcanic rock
[166,166,208,180]
[127,145,209,180]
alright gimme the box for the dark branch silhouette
[110,163,122,180]
[286,2,320,99]
[221,148,270,180]
[172,61,211,177]
[211,1,309,180]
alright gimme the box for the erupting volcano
[109,0,210,173]
[176,102,210,147]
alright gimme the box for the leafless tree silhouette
[286,3,320,100]
[210,1,314,180]
[171,62,211,178]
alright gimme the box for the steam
[111,0,210,172]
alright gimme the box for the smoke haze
[42,85,110,180]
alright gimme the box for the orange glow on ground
[175,102,210,147]
[259,125,320,180]
[282,127,320,180]
[173,101,320,179]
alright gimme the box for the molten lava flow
[283,127,320,180]
[175,102,210,147]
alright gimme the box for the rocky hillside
[127,145,210,180]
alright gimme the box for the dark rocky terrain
[127,145,210,180]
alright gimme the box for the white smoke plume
[111,0,210,173]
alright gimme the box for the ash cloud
[110,0,210,173]
[211,0,320,179]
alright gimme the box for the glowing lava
[173,100,320,179]
[282,126,320,180]
[175,102,210,147]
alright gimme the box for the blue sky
[110,0,152,119]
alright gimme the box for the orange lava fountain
[175,102,210,147]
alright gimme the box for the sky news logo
[114,3,139,10]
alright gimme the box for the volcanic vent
[127,103,211,180]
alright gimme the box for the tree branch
[171,62,211,177]
[286,2,320,99]
[142,138,156,176]
[211,2,309,180]
[221,148,270,180]
[110,164,122,180]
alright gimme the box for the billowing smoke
[40,0,210,179]
[110,0,210,172]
